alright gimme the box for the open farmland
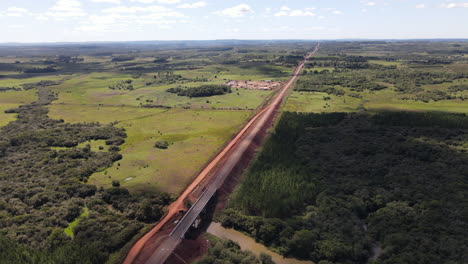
[0,41,311,195]
[285,41,468,113]
[0,40,316,264]
[0,89,37,126]
[49,105,251,194]
[3,40,467,264]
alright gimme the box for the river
[207,222,314,264]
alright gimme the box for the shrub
[154,141,169,149]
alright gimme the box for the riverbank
[207,223,314,264]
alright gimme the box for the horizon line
[1,38,468,45]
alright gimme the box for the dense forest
[222,111,468,264]
[0,87,172,263]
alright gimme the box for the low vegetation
[22,80,62,90]
[154,140,169,149]
[0,87,21,92]
[108,79,134,91]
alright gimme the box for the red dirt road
[123,44,319,264]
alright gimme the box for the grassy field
[285,89,468,113]
[0,75,64,87]
[43,63,287,194]
[47,66,280,110]
[49,105,251,194]
[368,60,404,66]
[0,89,37,126]
[284,91,362,112]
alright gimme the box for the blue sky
[0,0,467,43]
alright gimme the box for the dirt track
[122,43,320,264]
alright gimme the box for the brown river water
[207,223,314,264]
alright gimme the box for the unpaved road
[123,43,320,264]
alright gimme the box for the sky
[0,0,467,43]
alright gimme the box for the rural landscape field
[0,40,313,263]
[1,1,467,264]
[1,39,467,264]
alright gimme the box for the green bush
[154,141,169,149]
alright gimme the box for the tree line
[167,84,232,97]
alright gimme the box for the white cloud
[275,7,316,17]
[156,0,181,3]
[76,3,183,32]
[216,4,253,18]
[177,1,207,9]
[103,5,171,13]
[34,14,48,20]
[322,7,342,15]
[8,24,26,29]
[307,26,326,31]
[50,0,82,11]
[48,0,87,18]
[7,7,29,13]
[415,4,426,9]
[363,1,377,6]
[130,0,181,4]
[441,3,468,8]
[130,0,156,3]
[5,7,30,17]
[90,0,121,4]
[76,12,178,32]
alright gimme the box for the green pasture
[0,75,64,87]
[284,91,362,113]
[43,61,292,194]
[0,89,37,126]
[285,86,468,114]
[48,105,251,194]
[369,60,403,66]
[46,65,281,110]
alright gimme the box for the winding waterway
[207,222,314,264]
